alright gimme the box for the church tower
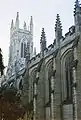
[7,13,34,82]
[74,0,81,32]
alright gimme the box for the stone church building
[6,0,81,120]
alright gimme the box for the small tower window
[21,43,23,57]
[24,43,26,58]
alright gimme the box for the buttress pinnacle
[74,0,81,15]
[40,28,46,43]
[55,14,62,32]
[75,0,80,8]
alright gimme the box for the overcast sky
[0,0,75,68]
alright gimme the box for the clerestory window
[65,52,73,101]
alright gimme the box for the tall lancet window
[21,43,23,57]
[65,52,73,101]
[24,43,26,58]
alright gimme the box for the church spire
[55,14,62,42]
[15,12,19,29]
[40,28,46,57]
[23,21,27,30]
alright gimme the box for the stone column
[33,96,36,120]
[72,67,77,120]
[33,72,39,120]
[33,82,37,120]
[72,47,78,120]
[50,58,56,120]
[51,76,55,120]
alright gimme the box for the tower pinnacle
[23,21,27,30]
[30,16,33,35]
[16,12,19,20]
[15,12,19,29]
[30,16,33,24]
[11,19,14,29]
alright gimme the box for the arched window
[21,43,23,57]
[24,43,26,58]
[65,52,73,101]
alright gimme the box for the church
[6,0,81,120]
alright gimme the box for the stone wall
[76,34,81,119]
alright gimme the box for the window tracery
[65,52,73,101]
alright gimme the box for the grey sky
[0,0,75,67]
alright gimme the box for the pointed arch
[45,59,53,104]
[61,48,73,102]
[24,43,26,58]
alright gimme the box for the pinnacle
[15,12,19,28]
[55,14,62,31]
[11,19,14,29]
[30,16,33,24]
[74,0,81,15]
[16,12,19,21]
[24,21,27,30]
[40,28,46,42]
[11,19,14,24]
[75,0,80,7]
[17,12,19,18]
[24,21,26,27]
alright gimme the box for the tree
[0,48,4,76]
[0,85,26,120]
